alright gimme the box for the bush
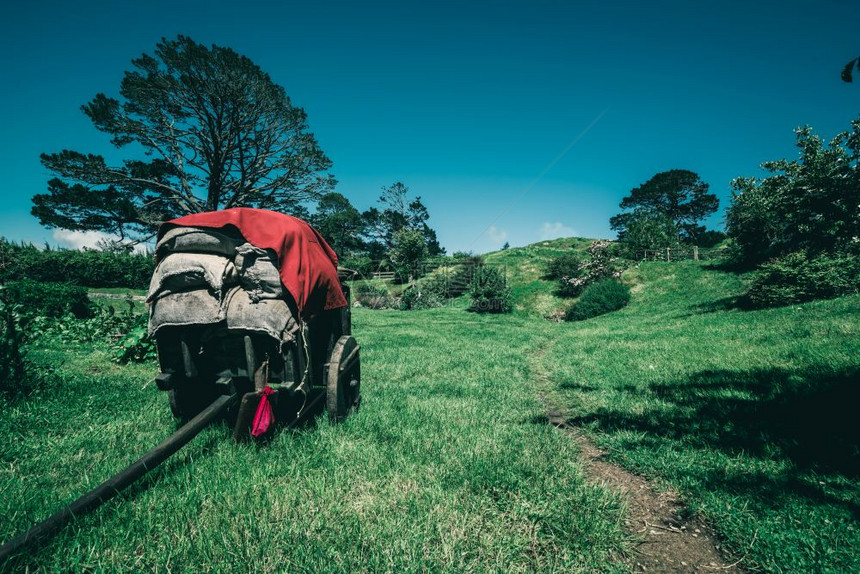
[558,241,625,297]
[399,283,445,310]
[0,289,38,398]
[4,279,94,319]
[545,252,584,296]
[0,240,154,289]
[468,265,513,314]
[353,283,397,310]
[744,250,860,308]
[566,279,630,321]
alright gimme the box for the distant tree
[389,229,428,281]
[610,169,718,244]
[363,182,444,256]
[502,241,510,250]
[726,121,860,267]
[309,192,365,256]
[33,35,334,246]
[617,212,679,257]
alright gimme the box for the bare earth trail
[530,342,744,573]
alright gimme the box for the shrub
[0,240,154,289]
[468,265,513,314]
[353,282,397,310]
[0,289,38,398]
[399,283,445,310]
[545,252,584,296]
[744,250,860,308]
[559,241,625,297]
[4,279,94,319]
[566,279,630,321]
[111,312,157,363]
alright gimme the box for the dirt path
[546,406,745,573]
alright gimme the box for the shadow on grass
[558,366,860,517]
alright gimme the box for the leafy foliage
[353,283,397,310]
[544,252,584,296]
[565,279,630,321]
[726,121,860,267]
[616,212,680,258]
[309,192,365,257]
[363,182,444,258]
[0,239,153,289]
[0,289,40,399]
[610,169,718,244]
[558,241,624,297]
[399,282,445,310]
[111,312,157,363]
[744,251,860,308]
[34,35,333,245]
[4,279,94,319]
[390,229,429,282]
[468,265,513,314]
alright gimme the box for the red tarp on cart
[158,208,347,318]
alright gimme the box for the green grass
[485,237,592,317]
[1,311,626,572]
[3,243,858,571]
[540,261,860,572]
[86,287,147,296]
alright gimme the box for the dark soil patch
[546,406,746,573]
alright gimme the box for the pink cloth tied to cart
[251,386,276,437]
[159,208,347,319]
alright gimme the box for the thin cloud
[487,225,508,243]
[53,229,148,253]
[539,222,577,241]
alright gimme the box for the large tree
[726,122,860,266]
[610,169,718,244]
[309,192,365,256]
[363,182,444,256]
[33,35,334,245]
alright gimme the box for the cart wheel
[168,382,217,420]
[326,335,361,422]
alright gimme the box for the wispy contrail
[468,108,609,250]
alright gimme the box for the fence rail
[370,271,396,280]
[638,247,724,262]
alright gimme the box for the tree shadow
[558,366,860,518]
[569,367,860,477]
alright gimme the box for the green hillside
[483,237,593,317]
[2,240,858,571]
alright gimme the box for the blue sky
[1,0,858,253]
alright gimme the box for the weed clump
[399,283,445,310]
[353,283,397,309]
[566,279,630,321]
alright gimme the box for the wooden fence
[638,247,724,262]
[370,271,396,280]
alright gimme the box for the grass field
[1,311,626,571]
[2,245,858,571]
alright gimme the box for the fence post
[693,246,699,261]
[666,247,671,262]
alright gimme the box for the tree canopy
[363,182,444,256]
[726,120,860,266]
[610,169,718,246]
[33,35,334,245]
[309,192,365,256]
